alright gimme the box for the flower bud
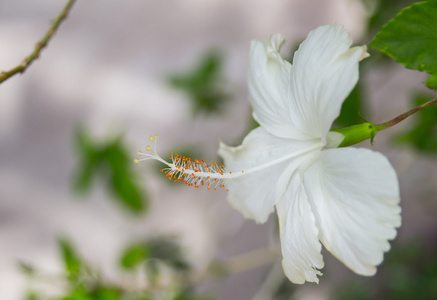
[328,122,377,148]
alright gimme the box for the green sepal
[331,122,377,148]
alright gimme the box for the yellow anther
[146,146,151,151]
[138,151,142,155]
[149,136,154,141]
[155,135,158,139]
[134,159,139,164]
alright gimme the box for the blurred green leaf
[73,128,148,213]
[369,0,437,89]
[334,82,366,127]
[168,51,230,114]
[93,288,120,300]
[120,236,190,273]
[18,261,35,276]
[273,276,296,300]
[60,290,94,300]
[173,288,211,300]
[395,95,437,153]
[120,245,148,269]
[332,241,437,300]
[59,238,82,280]
[25,291,41,300]
[334,279,374,300]
[145,259,160,285]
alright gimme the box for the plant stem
[375,98,437,132]
[0,0,77,85]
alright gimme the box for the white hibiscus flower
[137,24,401,284]
[218,24,401,284]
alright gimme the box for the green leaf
[94,288,120,300]
[120,245,148,269]
[17,260,35,276]
[25,291,41,300]
[145,259,160,284]
[369,0,437,89]
[120,237,190,273]
[168,51,231,114]
[273,276,296,300]
[145,237,190,272]
[58,238,82,279]
[72,128,148,213]
[334,83,366,127]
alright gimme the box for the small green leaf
[17,260,35,276]
[369,0,437,89]
[120,245,148,269]
[145,259,160,284]
[25,291,41,300]
[72,128,148,213]
[120,237,191,273]
[168,51,231,114]
[58,238,82,279]
[94,288,120,300]
[145,237,190,272]
[335,83,366,127]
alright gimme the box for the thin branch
[223,245,281,274]
[0,0,77,84]
[375,98,437,131]
[253,262,285,300]
[187,245,281,285]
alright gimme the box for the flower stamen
[136,136,324,192]
[136,136,233,191]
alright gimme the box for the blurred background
[0,0,436,299]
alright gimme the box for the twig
[375,98,437,131]
[223,245,281,274]
[0,0,77,85]
[188,245,281,285]
[253,262,285,300]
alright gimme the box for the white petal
[289,24,367,141]
[218,127,320,223]
[304,148,401,275]
[248,34,310,140]
[276,168,324,284]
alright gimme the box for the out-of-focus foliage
[120,236,191,283]
[59,238,82,281]
[73,128,148,213]
[18,261,36,276]
[332,241,437,300]
[369,0,437,89]
[395,95,437,153]
[19,238,209,300]
[334,83,366,127]
[273,277,296,300]
[168,51,230,114]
